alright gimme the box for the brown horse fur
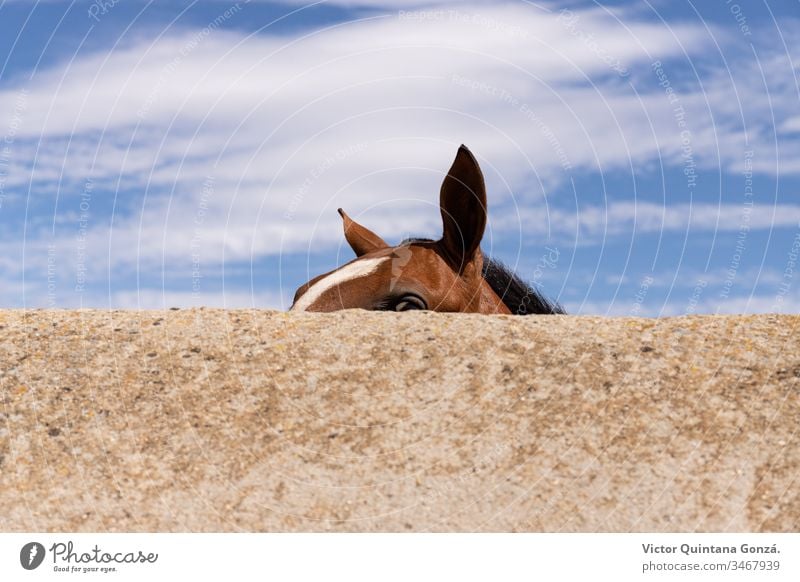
[291,145,563,315]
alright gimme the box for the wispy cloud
[490,201,800,243]
[0,6,713,251]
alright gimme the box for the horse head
[291,145,562,315]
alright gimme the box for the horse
[290,145,564,315]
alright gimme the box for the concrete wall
[1,309,798,531]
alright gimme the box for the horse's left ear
[439,145,487,271]
[338,208,388,257]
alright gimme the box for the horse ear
[439,145,487,271]
[338,208,388,257]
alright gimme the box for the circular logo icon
[20,542,46,570]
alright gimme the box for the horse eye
[394,295,427,311]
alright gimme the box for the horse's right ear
[338,208,388,257]
[438,145,487,272]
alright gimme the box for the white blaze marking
[291,257,389,311]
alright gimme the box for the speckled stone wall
[1,309,798,532]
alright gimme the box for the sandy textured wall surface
[0,309,798,532]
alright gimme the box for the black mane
[401,238,564,315]
[481,257,564,315]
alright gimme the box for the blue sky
[1,0,799,315]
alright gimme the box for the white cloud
[490,201,800,242]
[781,116,800,134]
